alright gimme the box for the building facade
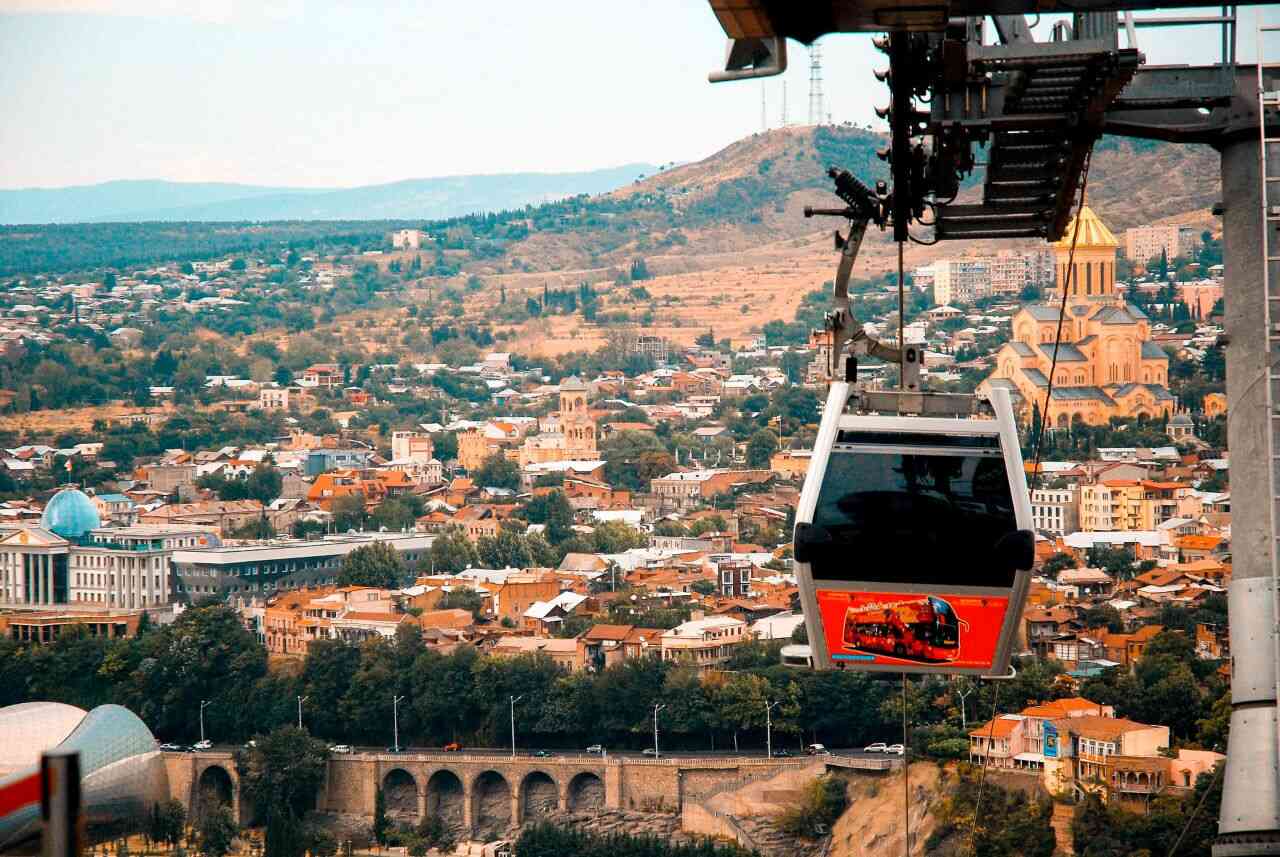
[1124,224,1201,264]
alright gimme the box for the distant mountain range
[0,165,657,225]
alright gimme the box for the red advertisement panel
[815,590,1009,670]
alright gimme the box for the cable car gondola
[793,382,1035,677]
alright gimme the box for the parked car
[642,748,658,756]
[773,749,793,758]
[532,749,552,758]
[193,739,212,751]
[444,742,463,752]
[806,744,829,755]
[386,746,404,754]
[159,743,182,752]
[863,742,888,753]
[244,739,258,749]
[886,744,905,756]
[329,744,353,754]
[585,744,604,754]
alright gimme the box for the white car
[193,739,212,751]
[159,743,182,752]
[329,744,353,754]
[863,742,888,753]
[886,744,905,756]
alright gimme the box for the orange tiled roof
[970,718,1020,738]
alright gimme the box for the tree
[592,520,645,554]
[198,806,237,857]
[429,527,479,573]
[243,464,283,504]
[235,727,328,857]
[776,776,848,839]
[747,429,778,468]
[1041,552,1076,576]
[477,529,534,569]
[474,452,520,490]
[337,541,406,589]
[373,786,389,846]
[522,490,574,544]
[438,588,486,620]
[151,799,187,849]
[330,493,367,532]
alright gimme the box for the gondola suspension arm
[805,168,914,384]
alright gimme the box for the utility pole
[760,81,767,132]
[392,695,405,753]
[297,695,308,731]
[652,703,666,759]
[199,699,211,744]
[510,694,523,760]
[764,700,780,759]
[781,81,788,127]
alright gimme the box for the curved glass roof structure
[40,488,102,539]
[0,702,87,778]
[0,703,168,850]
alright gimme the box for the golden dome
[1051,204,1118,250]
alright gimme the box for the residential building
[650,469,772,513]
[1124,224,1202,264]
[932,258,991,306]
[140,500,265,536]
[258,386,310,412]
[632,335,668,364]
[1031,485,1079,536]
[578,623,663,671]
[714,558,754,598]
[304,448,374,476]
[391,229,427,249]
[660,613,748,670]
[142,464,197,495]
[391,431,435,463]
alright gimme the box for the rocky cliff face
[827,763,946,857]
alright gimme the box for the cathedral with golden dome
[980,204,1175,427]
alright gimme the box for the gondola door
[793,385,1035,676]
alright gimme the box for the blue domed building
[40,487,101,540]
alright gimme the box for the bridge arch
[382,768,419,819]
[425,769,465,835]
[471,770,512,840]
[568,771,604,813]
[195,764,235,823]
[519,770,559,823]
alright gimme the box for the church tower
[558,376,596,458]
[1051,201,1120,305]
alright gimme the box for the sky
[1,0,1277,190]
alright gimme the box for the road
[185,744,899,762]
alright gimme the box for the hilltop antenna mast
[761,82,767,132]
[781,81,788,127]
[808,41,824,125]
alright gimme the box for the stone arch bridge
[162,750,888,837]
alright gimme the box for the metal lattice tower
[808,41,824,125]
[761,82,767,132]
[781,81,789,127]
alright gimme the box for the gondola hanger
[788,168,1036,678]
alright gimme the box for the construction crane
[704,3,1280,855]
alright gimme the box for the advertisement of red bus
[814,590,1010,670]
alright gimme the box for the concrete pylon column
[510,783,521,827]
[417,788,426,822]
[557,785,568,813]
[463,778,474,835]
[1215,133,1280,856]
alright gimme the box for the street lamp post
[954,682,974,731]
[392,695,405,753]
[510,695,523,759]
[199,699,211,745]
[297,695,308,730]
[764,700,780,759]
[653,703,666,759]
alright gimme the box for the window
[809,442,1019,587]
